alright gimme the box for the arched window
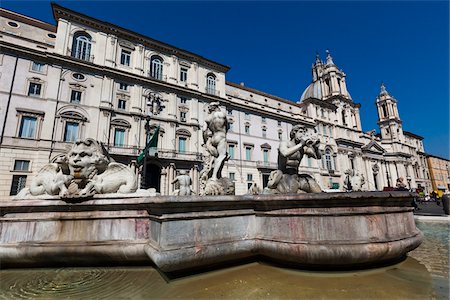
[381,104,388,118]
[150,56,163,80]
[176,129,191,153]
[71,32,92,61]
[206,74,216,95]
[59,111,88,142]
[325,148,333,171]
[111,119,131,147]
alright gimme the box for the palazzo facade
[0,4,431,197]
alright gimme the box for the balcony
[256,161,277,169]
[205,88,220,97]
[148,72,168,82]
[158,148,203,161]
[107,144,139,156]
[68,50,94,63]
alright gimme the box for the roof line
[0,8,56,32]
[425,153,450,161]
[403,130,424,140]
[226,81,299,107]
[50,2,230,73]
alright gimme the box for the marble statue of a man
[264,125,322,194]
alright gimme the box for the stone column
[160,167,167,195]
[168,163,176,194]
[193,165,199,194]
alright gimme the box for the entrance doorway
[143,163,161,192]
[262,174,270,189]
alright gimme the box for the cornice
[51,3,230,73]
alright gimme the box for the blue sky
[3,1,449,158]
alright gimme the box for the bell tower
[376,83,403,141]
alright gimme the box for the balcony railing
[205,88,220,96]
[68,50,94,63]
[158,148,203,161]
[148,72,168,82]
[107,144,139,156]
[256,161,277,169]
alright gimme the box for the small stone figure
[395,177,408,191]
[16,139,139,199]
[201,102,234,195]
[171,170,194,196]
[263,125,322,194]
[247,182,262,195]
[343,169,365,192]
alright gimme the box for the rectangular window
[120,49,131,66]
[119,82,128,91]
[10,175,27,196]
[263,149,269,162]
[28,82,41,96]
[229,172,235,181]
[277,120,281,126]
[179,137,186,153]
[247,174,253,181]
[229,122,234,132]
[278,131,282,140]
[180,111,187,122]
[19,116,37,138]
[227,109,233,115]
[261,116,266,123]
[64,122,79,142]
[14,160,30,171]
[118,99,126,110]
[245,125,250,135]
[307,157,312,167]
[228,144,235,159]
[31,62,44,72]
[114,128,125,147]
[70,90,82,104]
[262,128,267,138]
[180,67,188,82]
[245,113,250,120]
[180,97,187,104]
[245,147,252,161]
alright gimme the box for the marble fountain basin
[0,191,422,273]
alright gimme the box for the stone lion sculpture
[16,139,138,199]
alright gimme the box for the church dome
[299,81,322,102]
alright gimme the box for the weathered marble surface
[0,192,422,272]
[16,139,142,200]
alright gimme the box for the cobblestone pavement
[415,201,448,216]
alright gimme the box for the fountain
[0,104,423,274]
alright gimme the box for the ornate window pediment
[59,111,87,122]
[176,128,191,137]
[111,119,131,128]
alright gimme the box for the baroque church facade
[0,4,431,197]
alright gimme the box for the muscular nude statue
[203,102,228,181]
[171,170,193,196]
[265,124,322,194]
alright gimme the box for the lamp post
[141,92,164,189]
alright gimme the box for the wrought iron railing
[205,88,220,96]
[68,50,94,63]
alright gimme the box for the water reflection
[0,221,448,299]
[0,258,435,299]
